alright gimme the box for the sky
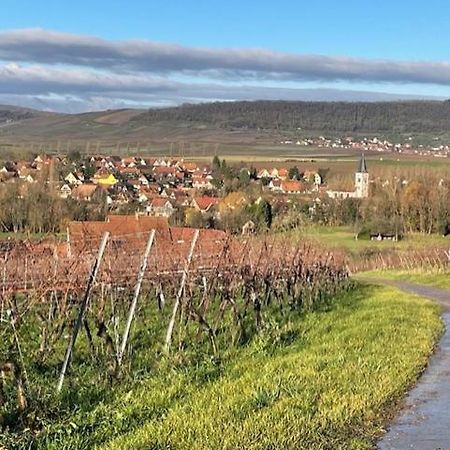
[1,0,450,112]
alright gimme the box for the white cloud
[0,28,448,111]
[1,28,450,84]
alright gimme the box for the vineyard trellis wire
[0,228,351,407]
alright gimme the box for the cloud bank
[0,28,447,112]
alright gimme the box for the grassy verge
[359,270,450,291]
[96,284,441,450]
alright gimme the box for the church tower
[355,154,369,198]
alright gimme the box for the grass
[291,225,450,254]
[359,269,450,291]
[1,284,442,449]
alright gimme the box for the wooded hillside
[133,100,450,133]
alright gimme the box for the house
[33,154,52,168]
[192,196,220,213]
[268,179,282,192]
[127,179,141,191]
[112,190,134,205]
[121,156,137,168]
[148,197,175,217]
[303,170,322,185]
[67,214,170,252]
[257,168,271,179]
[35,154,60,171]
[18,167,38,183]
[64,172,83,186]
[93,170,118,186]
[280,180,304,194]
[119,166,141,178]
[277,168,288,180]
[138,174,150,186]
[369,233,400,242]
[270,168,279,178]
[138,190,154,203]
[192,174,214,190]
[66,217,228,263]
[60,184,72,199]
[161,188,191,206]
[153,166,180,179]
[179,161,198,173]
[71,183,103,201]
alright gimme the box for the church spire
[357,153,368,173]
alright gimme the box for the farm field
[0,283,442,450]
[289,225,450,254]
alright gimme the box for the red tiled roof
[180,162,198,171]
[120,167,141,175]
[68,214,169,241]
[153,166,179,175]
[71,183,100,199]
[193,196,220,211]
[281,180,304,192]
[151,197,173,208]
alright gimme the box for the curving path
[361,278,450,450]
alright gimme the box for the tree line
[133,100,450,133]
[0,182,106,234]
[277,177,450,236]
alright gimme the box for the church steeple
[357,153,368,173]
[354,154,369,198]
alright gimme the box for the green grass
[92,284,441,450]
[291,225,450,254]
[359,269,450,291]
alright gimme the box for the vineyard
[0,227,350,444]
[347,246,450,273]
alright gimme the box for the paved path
[363,278,450,450]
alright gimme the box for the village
[0,152,331,227]
[282,134,450,157]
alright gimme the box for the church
[327,154,369,199]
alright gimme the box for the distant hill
[0,105,39,124]
[2,100,450,145]
[131,100,450,133]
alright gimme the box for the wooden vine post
[56,232,110,393]
[117,229,156,366]
[164,229,199,353]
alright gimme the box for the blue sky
[1,0,450,111]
